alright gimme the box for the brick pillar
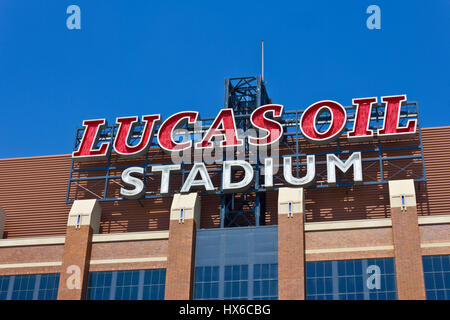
[165,193,200,300]
[57,199,101,300]
[277,187,306,300]
[388,179,426,300]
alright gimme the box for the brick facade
[57,225,93,300]
[0,127,450,300]
[391,206,426,300]
[164,219,196,300]
[278,213,306,300]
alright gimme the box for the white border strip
[0,236,65,247]
[0,261,61,269]
[304,214,450,232]
[418,215,450,225]
[306,245,394,255]
[0,231,170,248]
[92,231,169,243]
[305,219,392,231]
[421,242,450,249]
[89,257,167,265]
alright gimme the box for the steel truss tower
[220,76,271,228]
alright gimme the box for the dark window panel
[423,255,450,300]
[86,269,165,300]
[306,258,397,300]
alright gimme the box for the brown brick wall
[164,219,196,300]
[419,224,450,244]
[88,261,167,273]
[0,155,72,238]
[305,184,390,223]
[305,227,394,261]
[200,194,221,229]
[419,224,450,265]
[421,246,450,256]
[391,206,426,300]
[99,198,171,233]
[0,244,64,266]
[264,191,278,225]
[0,244,64,276]
[90,239,168,260]
[278,213,305,300]
[305,227,393,251]
[57,225,93,300]
[419,127,450,216]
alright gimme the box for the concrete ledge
[304,214,450,232]
[0,236,65,247]
[91,231,169,243]
[90,257,167,265]
[306,245,394,254]
[421,242,450,248]
[0,261,62,269]
[418,215,450,225]
[0,230,169,247]
[305,218,392,231]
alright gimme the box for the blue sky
[0,0,449,158]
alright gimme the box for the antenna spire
[261,40,264,81]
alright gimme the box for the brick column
[57,199,101,300]
[388,179,426,300]
[165,193,200,300]
[277,187,306,300]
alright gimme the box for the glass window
[194,263,278,300]
[253,264,277,300]
[224,265,248,300]
[37,274,60,300]
[193,266,220,300]
[0,276,9,300]
[87,269,165,300]
[306,258,397,300]
[0,273,60,300]
[423,255,450,300]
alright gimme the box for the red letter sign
[249,104,284,146]
[378,95,416,138]
[114,115,160,157]
[347,97,376,141]
[72,119,111,161]
[195,109,243,149]
[157,111,198,152]
[300,100,347,144]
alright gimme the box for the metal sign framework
[66,76,426,227]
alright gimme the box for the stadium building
[0,76,449,300]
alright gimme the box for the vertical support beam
[165,193,200,300]
[255,193,261,226]
[224,78,230,108]
[220,196,225,228]
[277,187,305,300]
[57,199,101,300]
[388,179,426,300]
[0,206,6,239]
